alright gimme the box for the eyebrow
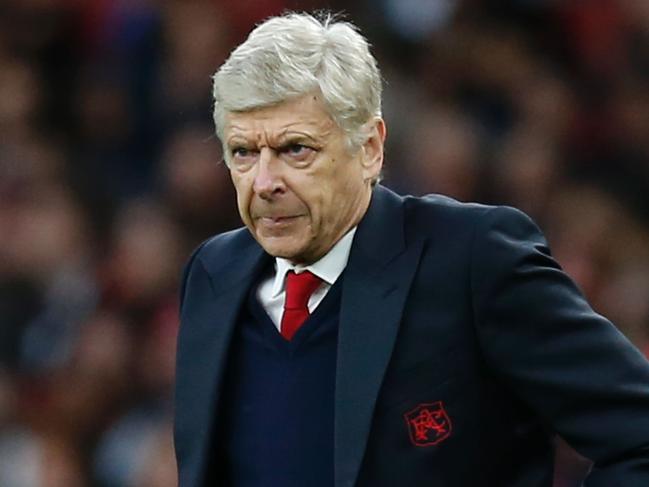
[277,132,320,146]
[226,139,254,149]
[226,131,323,149]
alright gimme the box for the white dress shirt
[256,228,357,331]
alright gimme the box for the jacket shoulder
[399,192,538,243]
[192,226,256,268]
[401,193,491,236]
[406,193,492,214]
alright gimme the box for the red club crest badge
[404,401,452,447]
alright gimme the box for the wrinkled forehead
[223,94,340,143]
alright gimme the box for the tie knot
[284,270,322,309]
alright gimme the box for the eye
[232,147,252,158]
[280,143,315,165]
[285,143,308,155]
[229,146,259,171]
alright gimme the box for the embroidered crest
[404,401,452,447]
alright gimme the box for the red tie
[280,270,322,340]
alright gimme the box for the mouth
[257,215,303,227]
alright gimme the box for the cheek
[231,175,253,218]
[302,171,340,218]
[310,190,338,235]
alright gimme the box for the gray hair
[212,12,382,149]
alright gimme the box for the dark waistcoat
[213,277,343,487]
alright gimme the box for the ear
[361,117,386,182]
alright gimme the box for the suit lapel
[176,233,270,486]
[335,186,424,487]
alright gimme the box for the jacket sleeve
[470,205,649,486]
[178,239,210,318]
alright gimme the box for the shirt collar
[270,227,357,298]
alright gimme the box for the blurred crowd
[0,0,648,486]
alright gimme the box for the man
[174,12,649,487]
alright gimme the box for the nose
[252,147,285,200]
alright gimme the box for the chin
[259,239,305,261]
[255,229,311,258]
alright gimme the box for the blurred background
[1,0,648,485]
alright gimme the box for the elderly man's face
[224,94,384,264]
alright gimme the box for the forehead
[224,94,338,142]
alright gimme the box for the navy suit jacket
[174,185,649,486]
